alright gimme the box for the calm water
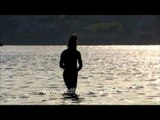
[0,45,160,105]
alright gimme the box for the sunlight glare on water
[0,45,160,105]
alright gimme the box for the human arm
[59,52,65,69]
[77,52,83,71]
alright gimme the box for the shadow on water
[61,93,84,103]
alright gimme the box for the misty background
[0,15,159,45]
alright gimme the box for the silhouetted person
[60,35,82,95]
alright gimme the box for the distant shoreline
[2,44,160,46]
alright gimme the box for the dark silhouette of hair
[67,35,78,50]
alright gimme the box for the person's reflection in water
[60,35,82,95]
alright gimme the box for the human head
[67,35,78,50]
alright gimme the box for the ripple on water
[117,89,130,93]
[137,92,146,95]
[48,97,58,100]
[81,76,88,79]
[129,84,144,89]
[147,83,159,87]
[5,67,14,70]
[48,84,60,88]
[30,92,46,95]
[84,92,98,97]
[41,99,47,102]
[100,93,108,97]
[19,86,29,88]
[147,96,160,100]
[19,95,29,99]
[48,77,54,80]
[145,79,157,81]
[5,80,14,82]
[105,77,114,80]
[26,81,34,84]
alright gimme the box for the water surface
[0,45,160,105]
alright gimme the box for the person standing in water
[60,35,83,95]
